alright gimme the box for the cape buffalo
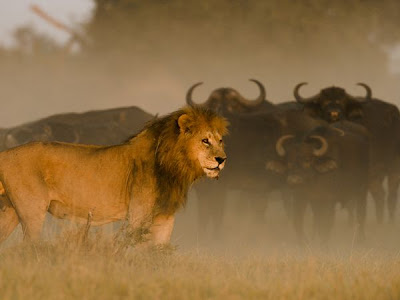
[294,83,400,223]
[267,117,369,243]
[186,80,291,241]
[1,106,154,150]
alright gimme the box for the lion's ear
[178,114,192,134]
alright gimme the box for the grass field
[1,195,400,300]
[1,222,400,300]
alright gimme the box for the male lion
[0,106,228,246]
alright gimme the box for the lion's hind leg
[6,187,49,242]
[0,195,20,245]
[17,204,48,242]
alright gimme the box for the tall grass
[1,224,400,300]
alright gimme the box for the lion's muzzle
[204,157,226,178]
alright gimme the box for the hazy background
[1,0,400,127]
[1,1,400,258]
[2,5,400,298]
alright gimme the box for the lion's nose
[215,157,226,164]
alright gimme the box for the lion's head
[176,109,228,178]
[149,106,228,180]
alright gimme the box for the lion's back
[0,141,104,181]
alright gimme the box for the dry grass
[1,224,400,300]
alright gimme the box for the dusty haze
[0,0,400,127]
[0,0,400,252]
[2,3,400,299]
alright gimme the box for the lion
[0,106,228,246]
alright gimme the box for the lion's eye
[219,139,223,144]
[202,139,210,145]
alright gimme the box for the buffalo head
[186,79,271,114]
[294,83,371,122]
[266,128,342,185]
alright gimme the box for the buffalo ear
[314,158,338,173]
[177,114,193,134]
[266,160,287,174]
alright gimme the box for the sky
[0,0,94,47]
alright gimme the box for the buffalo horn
[356,82,372,101]
[237,79,266,107]
[310,135,329,156]
[276,135,294,157]
[186,82,204,106]
[293,82,320,103]
[332,127,345,136]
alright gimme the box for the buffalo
[186,80,308,241]
[267,115,369,243]
[294,83,400,223]
[186,80,291,240]
[0,106,154,150]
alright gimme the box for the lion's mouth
[206,166,220,171]
[203,165,222,179]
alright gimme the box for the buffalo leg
[197,182,226,242]
[292,197,307,243]
[355,194,367,243]
[312,201,335,245]
[281,188,293,220]
[345,199,355,227]
[387,173,400,223]
[369,178,385,224]
[247,191,268,227]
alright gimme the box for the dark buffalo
[294,83,400,223]
[267,116,369,243]
[186,80,290,240]
[186,79,307,241]
[0,106,154,150]
[193,111,281,240]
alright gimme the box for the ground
[1,194,400,300]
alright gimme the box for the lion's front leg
[148,214,175,246]
[133,214,175,250]
[127,202,153,244]
[127,181,157,244]
[127,175,175,248]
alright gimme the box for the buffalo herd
[1,81,399,244]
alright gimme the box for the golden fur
[0,106,228,246]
